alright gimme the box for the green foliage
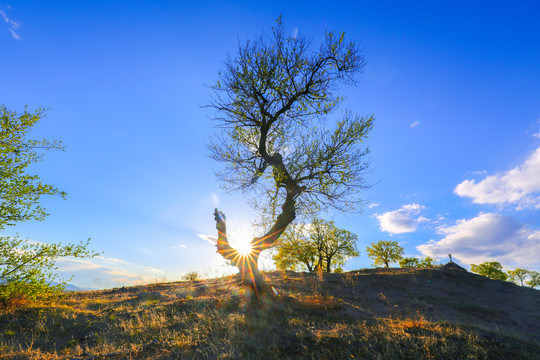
[273,218,359,273]
[208,19,372,220]
[399,257,419,268]
[207,19,371,290]
[526,271,539,288]
[273,222,317,272]
[418,256,437,268]
[399,256,438,268]
[470,262,508,281]
[0,106,65,230]
[506,268,530,286]
[0,105,99,305]
[182,271,200,281]
[0,236,99,303]
[366,240,404,268]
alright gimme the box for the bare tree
[208,18,372,295]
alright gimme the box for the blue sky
[1,1,539,289]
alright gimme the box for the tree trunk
[213,204,296,298]
[326,257,332,273]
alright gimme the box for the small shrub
[182,271,200,281]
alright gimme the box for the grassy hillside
[0,263,538,359]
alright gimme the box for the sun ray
[236,239,253,256]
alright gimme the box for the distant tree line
[470,261,539,288]
[275,234,540,291]
[361,240,539,289]
[364,240,436,269]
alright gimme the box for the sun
[237,238,253,256]
[227,220,256,256]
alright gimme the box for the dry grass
[0,267,538,359]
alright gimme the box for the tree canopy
[506,268,530,287]
[0,106,65,230]
[273,218,359,273]
[399,257,419,268]
[0,105,98,305]
[0,237,98,303]
[208,18,372,292]
[366,240,404,268]
[526,271,539,288]
[470,262,508,281]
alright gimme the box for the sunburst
[236,238,253,256]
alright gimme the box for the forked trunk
[213,197,296,298]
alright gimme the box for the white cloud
[368,203,379,208]
[0,8,21,40]
[455,146,540,209]
[466,170,487,176]
[533,131,540,139]
[55,258,103,272]
[212,193,219,206]
[96,256,129,265]
[198,233,217,245]
[376,203,426,234]
[410,121,420,128]
[172,244,187,249]
[417,212,540,269]
[55,255,164,288]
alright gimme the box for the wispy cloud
[368,203,379,208]
[410,121,420,128]
[466,170,487,176]
[376,203,426,234]
[212,193,219,206]
[55,255,164,288]
[417,212,540,270]
[455,146,540,209]
[534,131,540,139]
[172,244,187,249]
[0,8,21,40]
[96,256,129,265]
[198,233,217,245]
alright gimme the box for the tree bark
[326,257,332,273]
[214,209,285,298]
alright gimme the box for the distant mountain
[49,282,96,292]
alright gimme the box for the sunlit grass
[0,269,537,359]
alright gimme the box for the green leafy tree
[0,237,98,303]
[1,106,65,229]
[182,271,200,281]
[419,256,437,268]
[526,271,539,289]
[273,222,319,272]
[208,18,371,293]
[366,240,404,268]
[0,106,98,304]
[321,225,359,273]
[506,268,530,286]
[470,261,508,281]
[273,218,359,273]
[399,257,419,268]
